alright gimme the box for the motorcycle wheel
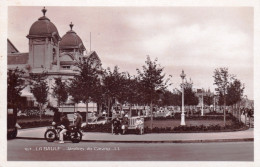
[71,131,82,143]
[44,129,57,142]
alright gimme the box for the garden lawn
[144,119,233,128]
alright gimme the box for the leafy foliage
[7,67,25,108]
[137,56,170,104]
[203,95,214,106]
[184,87,199,106]
[226,79,244,105]
[28,72,49,121]
[52,77,68,106]
[102,66,126,114]
[68,55,102,109]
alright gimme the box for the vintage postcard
[1,0,259,167]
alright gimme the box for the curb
[15,137,254,143]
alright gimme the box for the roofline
[60,45,86,51]
[8,52,29,55]
[7,38,19,53]
[26,34,61,40]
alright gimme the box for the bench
[111,117,144,135]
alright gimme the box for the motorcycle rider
[59,113,70,144]
[52,108,61,127]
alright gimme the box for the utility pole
[90,32,91,52]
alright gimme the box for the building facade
[8,7,101,120]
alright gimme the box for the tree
[184,87,198,106]
[7,68,26,123]
[213,67,234,126]
[226,79,244,120]
[52,77,68,107]
[203,95,213,106]
[137,56,170,129]
[29,72,49,121]
[102,66,125,116]
[181,81,199,115]
[68,56,102,123]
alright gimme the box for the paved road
[17,127,254,142]
[8,139,253,161]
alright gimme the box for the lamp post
[201,88,204,116]
[180,70,186,126]
[213,94,216,112]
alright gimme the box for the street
[8,139,253,161]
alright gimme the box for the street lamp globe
[180,70,186,126]
[180,70,186,80]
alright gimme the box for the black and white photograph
[1,0,259,166]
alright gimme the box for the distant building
[7,7,102,121]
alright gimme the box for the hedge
[18,120,52,129]
[18,114,246,133]
[145,113,233,121]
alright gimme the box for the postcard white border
[1,0,259,167]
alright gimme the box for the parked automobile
[17,110,27,117]
[88,116,111,125]
[165,111,175,117]
[7,108,21,139]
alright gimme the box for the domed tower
[26,7,61,72]
[59,22,86,70]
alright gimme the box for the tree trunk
[150,102,153,130]
[120,103,123,117]
[13,107,18,126]
[223,94,226,126]
[86,103,88,123]
[129,103,132,117]
[39,104,42,122]
[108,98,111,117]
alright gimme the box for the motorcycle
[44,123,82,143]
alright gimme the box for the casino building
[8,7,101,120]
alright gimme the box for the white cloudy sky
[8,6,254,99]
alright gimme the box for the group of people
[53,109,82,144]
[112,114,144,135]
[241,107,254,118]
[112,114,129,135]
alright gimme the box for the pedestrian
[112,115,121,135]
[121,114,128,135]
[59,113,70,144]
[74,111,82,130]
[135,117,144,135]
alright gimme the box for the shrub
[19,120,52,128]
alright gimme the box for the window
[62,65,70,69]
[52,48,56,61]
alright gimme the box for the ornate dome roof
[60,22,86,51]
[27,7,60,40]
